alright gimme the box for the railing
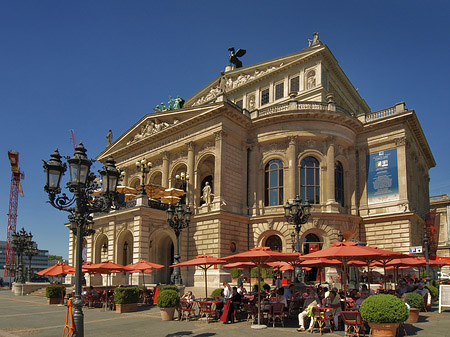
[259,103,291,116]
[365,106,396,122]
[255,101,351,118]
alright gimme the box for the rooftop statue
[308,32,321,47]
[154,96,185,112]
[228,47,246,68]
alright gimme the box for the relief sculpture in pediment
[126,119,172,145]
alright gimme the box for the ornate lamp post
[290,232,296,252]
[25,241,38,282]
[338,230,343,242]
[284,195,311,284]
[284,195,311,253]
[167,201,191,285]
[43,143,120,337]
[11,228,33,284]
[423,226,431,285]
[136,158,151,195]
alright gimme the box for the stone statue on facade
[201,182,212,205]
[308,32,320,47]
[228,47,246,68]
[106,129,112,146]
[154,96,185,112]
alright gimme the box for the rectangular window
[261,88,269,106]
[275,82,284,100]
[290,76,299,93]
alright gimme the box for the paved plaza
[1,289,450,337]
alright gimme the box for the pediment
[97,105,220,161]
[184,43,326,108]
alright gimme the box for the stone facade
[67,35,436,288]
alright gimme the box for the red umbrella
[37,262,75,276]
[222,247,298,328]
[170,255,226,299]
[299,258,342,283]
[126,259,164,285]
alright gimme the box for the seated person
[396,280,409,296]
[297,287,320,331]
[414,281,429,300]
[276,287,288,308]
[354,289,369,310]
[81,287,88,296]
[182,291,195,302]
[323,290,341,330]
[89,286,99,298]
[284,284,295,299]
[237,284,247,295]
[262,283,271,293]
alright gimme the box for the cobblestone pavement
[1,289,449,337]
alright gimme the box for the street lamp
[167,200,191,285]
[423,226,431,285]
[11,228,33,284]
[290,232,296,252]
[284,195,311,253]
[43,143,120,337]
[136,158,152,195]
[338,230,343,242]
[25,241,38,282]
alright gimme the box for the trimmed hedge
[45,285,65,299]
[211,288,223,297]
[250,267,275,278]
[426,284,438,298]
[114,287,139,304]
[156,289,180,308]
[405,292,424,309]
[158,286,179,293]
[360,294,409,323]
[230,268,242,279]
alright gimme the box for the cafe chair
[180,300,196,321]
[198,301,217,323]
[243,303,258,324]
[270,302,285,328]
[340,311,366,337]
[310,307,333,334]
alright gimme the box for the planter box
[47,297,63,305]
[405,308,420,323]
[368,322,399,337]
[159,307,176,321]
[116,303,138,313]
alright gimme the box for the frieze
[152,159,162,168]
[261,142,287,154]
[193,63,285,106]
[172,150,188,161]
[199,141,215,153]
[126,119,174,145]
[394,136,407,147]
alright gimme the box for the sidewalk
[1,288,449,337]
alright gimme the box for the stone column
[395,136,408,201]
[326,137,339,212]
[348,147,358,215]
[213,131,224,207]
[248,143,258,215]
[287,136,297,200]
[186,142,195,205]
[357,146,368,215]
[161,151,169,188]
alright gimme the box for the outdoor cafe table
[194,300,223,322]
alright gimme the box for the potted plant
[45,285,65,304]
[114,287,139,313]
[156,289,180,321]
[359,294,409,337]
[404,292,424,323]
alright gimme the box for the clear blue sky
[0,1,449,260]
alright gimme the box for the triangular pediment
[97,105,222,161]
[185,43,326,108]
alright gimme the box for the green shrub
[360,294,409,323]
[230,268,242,279]
[431,280,439,288]
[114,287,139,304]
[158,286,179,293]
[45,285,65,298]
[211,288,223,297]
[405,292,424,309]
[156,289,180,308]
[250,267,274,278]
[426,284,438,298]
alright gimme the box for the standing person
[223,282,232,301]
[275,273,282,289]
[354,289,369,310]
[237,272,244,288]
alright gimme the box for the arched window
[299,156,320,204]
[303,233,322,254]
[266,235,282,252]
[335,161,344,206]
[265,159,284,206]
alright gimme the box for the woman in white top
[223,282,232,302]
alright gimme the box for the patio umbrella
[222,247,298,328]
[300,241,404,301]
[126,259,164,285]
[161,187,185,197]
[83,261,133,311]
[170,254,227,299]
[37,262,75,303]
[144,183,165,199]
[299,258,342,283]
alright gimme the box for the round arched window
[266,235,282,252]
[303,233,322,254]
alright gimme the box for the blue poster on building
[367,149,399,204]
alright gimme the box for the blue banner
[367,149,399,204]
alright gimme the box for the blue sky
[0,1,449,260]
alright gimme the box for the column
[326,137,339,212]
[161,151,169,188]
[213,131,224,207]
[348,147,358,215]
[357,146,368,215]
[395,137,408,201]
[186,142,195,205]
[248,143,258,215]
[287,136,297,199]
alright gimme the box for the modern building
[68,33,436,287]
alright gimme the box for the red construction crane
[4,150,24,277]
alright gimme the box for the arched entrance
[149,231,174,285]
[303,233,323,282]
[265,235,282,252]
